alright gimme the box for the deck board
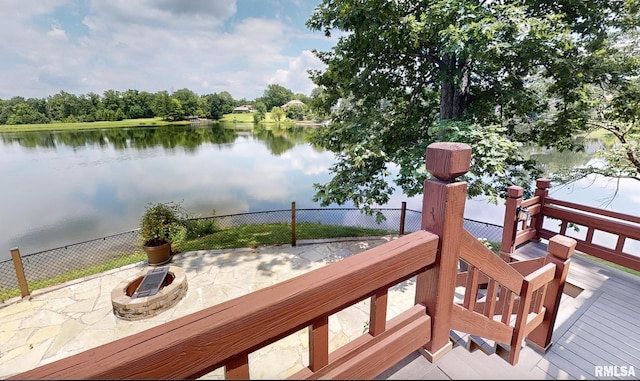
[541,346,598,379]
[380,240,640,380]
[588,303,640,340]
[565,326,640,369]
[580,314,640,350]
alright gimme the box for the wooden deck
[377,240,640,380]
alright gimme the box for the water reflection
[0,122,316,154]
[0,123,331,260]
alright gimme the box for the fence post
[533,179,551,240]
[499,186,524,262]
[11,247,30,298]
[399,201,406,235]
[291,201,296,247]
[415,142,471,363]
[525,234,576,351]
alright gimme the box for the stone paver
[0,237,406,379]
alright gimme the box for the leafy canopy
[306,0,640,213]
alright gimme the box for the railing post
[415,142,471,363]
[533,179,551,240]
[399,201,407,235]
[525,234,576,351]
[11,247,30,298]
[499,186,524,262]
[291,201,296,247]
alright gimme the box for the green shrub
[139,201,186,246]
[183,218,217,239]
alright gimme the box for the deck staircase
[448,230,575,365]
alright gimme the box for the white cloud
[0,0,332,101]
[269,50,325,95]
[86,0,236,30]
[47,26,68,40]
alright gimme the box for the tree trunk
[439,55,456,121]
[439,54,470,122]
[453,61,470,119]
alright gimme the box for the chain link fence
[1,204,503,303]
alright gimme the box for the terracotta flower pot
[142,241,172,266]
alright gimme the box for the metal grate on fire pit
[132,266,169,298]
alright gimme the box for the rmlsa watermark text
[595,365,636,378]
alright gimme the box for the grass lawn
[176,222,398,252]
[0,117,190,132]
[221,112,256,123]
[221,112,299,126]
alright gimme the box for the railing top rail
[546,197,640,225]
[544,204,640,241]
[521,196,541,208]
[188,207,408,221]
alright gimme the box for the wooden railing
[454,231,575,364]
[11,143,576,380]
[500,179,640,272]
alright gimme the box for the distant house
[280,100,305,110]
[233,105,254,113]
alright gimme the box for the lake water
[1,123,639,262]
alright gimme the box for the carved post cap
[548,234,577,260]
[536,178,551,189]
[506,186,524,198]
[426,142,472,181]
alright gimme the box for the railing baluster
[586,227,594,244]
[616,235,626,253]
[483,279,498,318]
[369,289,388,336]
[309,316,329,371]
[225,354,250,380]
[463,265,479,312]
[559,220,568,235]
[499,289,514,325]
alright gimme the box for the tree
[46,91,80,122]
[285,103,307,121]
[259,84,294,110]
[153,91,173,120]
[306,0,640,214]
[271,106,285,122]
[172,88,200,117]
[122,89,154,119]
[78,92,101,121]
[293,93,312,105]
[550,77,640,200]
[202,92,235,120]
[101,90,123,112]
[6,102,48,124]
[253,101,267,122]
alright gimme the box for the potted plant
[139,201,185,266]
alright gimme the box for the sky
[0,0,338,102]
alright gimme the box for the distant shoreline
[0,116,327,133]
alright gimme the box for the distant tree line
[0,84,319,125]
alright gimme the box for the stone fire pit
[111,266,187,320]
